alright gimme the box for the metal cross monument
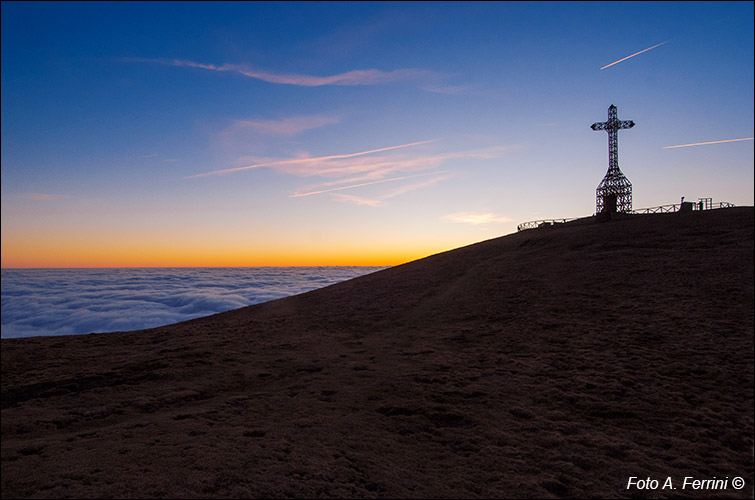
[591,104,634,214]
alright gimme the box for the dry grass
[2,208,753,498]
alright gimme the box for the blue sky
[2,1,753,267]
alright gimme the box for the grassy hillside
[2,207,753,498]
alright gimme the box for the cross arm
[591,119,635,131]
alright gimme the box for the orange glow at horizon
[1,202,486,269]
[0,235,444,269]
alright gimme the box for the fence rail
[631,203,679,214]
[631,201,735,214]
[517,218,579,231]
[517,201,736,231]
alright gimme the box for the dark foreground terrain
[2,208,753,498]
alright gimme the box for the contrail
[290,171,445,197]
[600,41,669,70]
[662,137,754,149]
[187,139,437,178]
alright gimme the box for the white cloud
[442,212,512,225]
[0,267,385,338]
[328,193,382,206]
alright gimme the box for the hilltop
[2,207,753,498]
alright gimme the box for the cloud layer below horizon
[1,267,384,338]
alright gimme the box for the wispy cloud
[442,212,512,225]
[285,145,512,200]
[188,140,438,179]
[423,84,470,95]
[600,41,669,70]
[293,170,454,200]
[291,171,443,198]
[662,137,754,149]
[328,193,382,206]
[190,138,514,205]
[135,57,432,87]
[380,172,454,199]
[223,115,341,137]
[326,172,454,206]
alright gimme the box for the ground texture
[2,208,753,498]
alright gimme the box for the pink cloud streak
[287,145,513,201]
[188,137,514,205]
[162,59,430,87]
[187,140,437,179]
[326,172,454,206]
[224,115,341,137]
[290,171,445,198]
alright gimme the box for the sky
[2,1,753,268]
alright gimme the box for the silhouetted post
[592,105,634,214]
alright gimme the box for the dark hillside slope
[2,207,753,498]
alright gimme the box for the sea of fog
[1,267,386,339]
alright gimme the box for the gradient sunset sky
[2,1,753,268]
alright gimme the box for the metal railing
[517,218,579,231]
[631,203,681,214]
[631,201,735,214]
[517,201,736,231]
